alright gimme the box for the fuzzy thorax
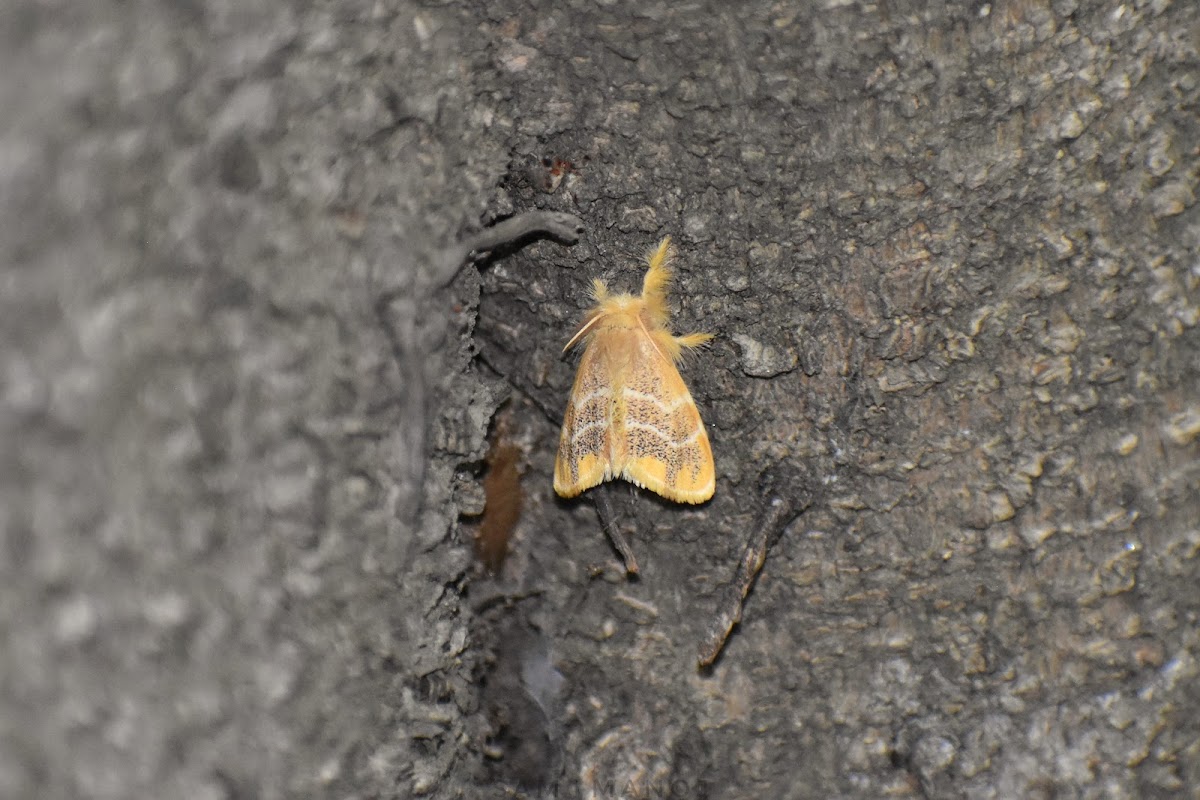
[563,236,713,362]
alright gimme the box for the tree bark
[4,1,1197,798]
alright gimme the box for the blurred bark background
[3,0,1198,797]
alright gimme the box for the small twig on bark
[697,494,803,667]
[593,484,640,576]
[435,210,585,286]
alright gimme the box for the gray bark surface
[3,1,1197,798]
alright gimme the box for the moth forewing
[554,236,714,503]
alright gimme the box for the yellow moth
[554,236,715,504]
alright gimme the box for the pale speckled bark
[3,1,1197,799]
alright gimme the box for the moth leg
[593,484,639,576]
[697,496,798,667]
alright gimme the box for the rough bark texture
[3,1,1198,798]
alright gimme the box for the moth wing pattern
[553,336,613,497]
[619,333,715,503]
